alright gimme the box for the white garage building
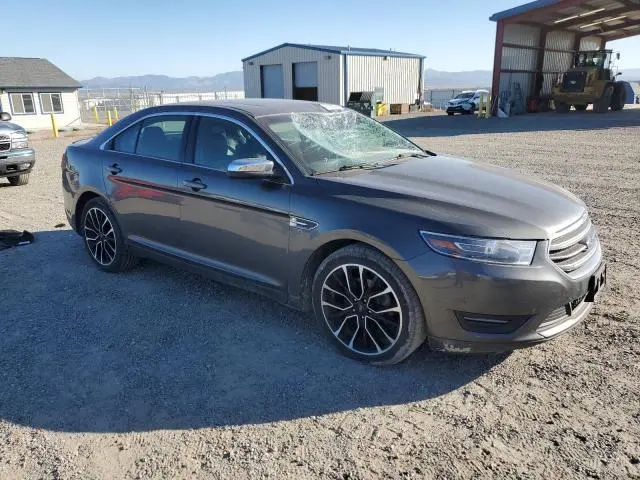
[242,43,425,106]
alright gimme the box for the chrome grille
[549,212,599,276]
[0,135,10,152]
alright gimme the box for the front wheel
[555,102,570,113]
[312,245,427,365]
[7,174,29,186]
[81,197,138,272]
[594,86,613,113]
[574,104,587,111]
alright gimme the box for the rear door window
[135,116,189,161]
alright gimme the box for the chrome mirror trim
[227,158,275,178]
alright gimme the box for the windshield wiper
[388,152,430,161]
[314,152,430,175]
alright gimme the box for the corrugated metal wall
[580,36,604,51]
[499,24,539,112]
[346,56,421,104]
[242,46,342,104]
[545,30,574,50]
[501,46,537,71]
[503,23,540,46]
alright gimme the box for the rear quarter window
[110,123,141,153]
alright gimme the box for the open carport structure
[490,0,640,114]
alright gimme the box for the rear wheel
[7,174,29,186]
[574,104,587,111]
[447,112,454,116]
[610,84,625,111]
[555,102,570,113]
[81,197,138,272]
[594,86,613,113]
[312,245,427,365]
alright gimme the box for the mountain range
[81,68,640,92]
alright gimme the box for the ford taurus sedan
[62,100,606,364]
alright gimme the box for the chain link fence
[78,88,245,124]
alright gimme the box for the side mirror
[0,112,11,122]
[615,72,622,77]
[227,157,275,178]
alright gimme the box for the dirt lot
[0,111,638,479]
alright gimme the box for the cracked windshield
[261,109,424,174]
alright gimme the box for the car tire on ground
[312,244,427,365]
[594,86,613,113]
[7,174,29,186]
[574,104,587,111]
[555,102,570,113]
[447,112,454,116]
[81,197,138,273]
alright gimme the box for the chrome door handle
[107,163,122,175]
[182,178,207,191]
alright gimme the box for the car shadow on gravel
[0,230,507,433]
[382,108,640,138]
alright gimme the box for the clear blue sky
[3,0,639,79]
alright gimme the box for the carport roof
[490,0,640,43]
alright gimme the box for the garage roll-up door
[293,62,318,101]
[261,64,284,99]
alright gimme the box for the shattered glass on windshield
[262,109,423,174]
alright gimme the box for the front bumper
[0,148,36,177]
[400,240,604,353]
[446,104,474,113]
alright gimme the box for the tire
[312,245,427,365]
[7,173,29,186]
[447,112,454,116]
[555,102,570,113]
[574,104,587,111]
[81,197,138,272]
[610,85,625,111]
[593,86,613,113]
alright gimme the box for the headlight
[11,134,28,149]
[420,231,536,266]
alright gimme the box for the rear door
[176,114,291,292]
[102,114,191,250]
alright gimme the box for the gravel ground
[0,110,638,479]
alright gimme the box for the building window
[40,93,64,114]
[9,93,36,115]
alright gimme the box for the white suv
[446,90,489,115]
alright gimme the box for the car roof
[171,99,342,117]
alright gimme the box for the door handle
[107,163,122,175]
[182,178,207,191]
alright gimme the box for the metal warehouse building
[490,0,640,114]
[242,43,424,106]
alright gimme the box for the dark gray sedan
[62,100,606,364]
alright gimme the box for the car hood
[0,121,26,135]
[318,155,586,239]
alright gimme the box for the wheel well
[74,192,100,231]
[298,239,391,311]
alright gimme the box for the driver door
[177,115,291,294]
